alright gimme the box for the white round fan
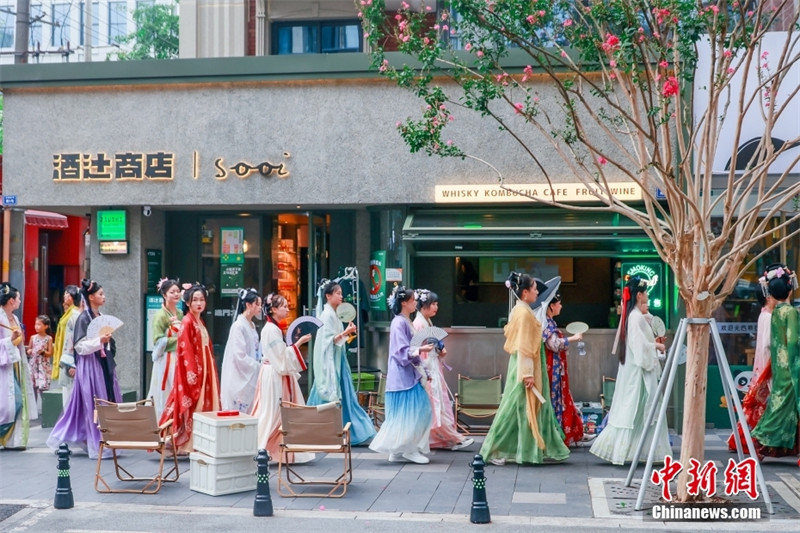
[650,316,667,338]
[336,302,357,323]
[87,315,123,339]
[565,322,589,335]
[285,316,323,346]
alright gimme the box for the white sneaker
[489,457,506,466]
[388,453,404,462]
[450,438,475,451]
[401,451,430,464]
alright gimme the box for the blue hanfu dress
[369,315,432,455]
[307,304,375,445]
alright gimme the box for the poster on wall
[220,227,244,263]
[221,263,244,297]
[369,250,387,311]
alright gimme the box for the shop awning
[24,210,69,230]
[404,208,658,256]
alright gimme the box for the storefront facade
[1,53,674,401]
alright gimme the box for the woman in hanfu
[0,283,36,450]
[307,279,375,445]
[590,276,671,465]
[52,285,82,408]
[728,286,775,454]
[160,284,220,454]
[370,286,433,463]
[147,278,183,418]
[412,289,473,451]
[47,279,121,458]
[250,292,313,462]
[221,288,262,413]
[543,292,585,447]
[480,273,570,465]
[751,264,800,460]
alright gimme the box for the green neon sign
[97,210,127,241]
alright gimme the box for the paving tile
[511,491,566,504]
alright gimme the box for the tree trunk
[676,304,713,502]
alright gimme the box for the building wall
[2,79,628,210]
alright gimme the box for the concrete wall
[2,80,629,211]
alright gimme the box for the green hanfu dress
[751,303,800,453]
[479,302,570,464]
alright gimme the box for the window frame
[271,18,363,55]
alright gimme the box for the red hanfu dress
[160,313,220,453]
[543,317,584,446]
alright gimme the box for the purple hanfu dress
[47,309,121,458]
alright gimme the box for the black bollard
[54,443,74,509]
[470,454,491,524]
[253,449,274,517]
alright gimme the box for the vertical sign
[144,295,163,352]
[369,250,387,311]
[146,249,162,294]
[220,226,245,297]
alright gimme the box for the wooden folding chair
[276,401,351,498]
[454,374,502,435]
[93,398,179,494]
[366,373,387,429]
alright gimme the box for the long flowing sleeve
[220,317,261,412]
[627,309,658,372]
[311,306,343,402]
[60,311,79,369]
[542,318,568,353]
[261,323,305,376]
[752,310,772,379]
[152,309,181,355]
[0,314,21,366]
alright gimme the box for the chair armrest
[341,422,352,436]
[159,419,173,431]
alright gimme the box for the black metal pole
[253,449,274,517]
[470,454,491,524]
[54,443,74,509]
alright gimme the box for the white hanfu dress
[250,320,313,463]
[590,307,671,465]
[220,315,261,413]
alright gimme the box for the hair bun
[81,278,92,290]
[506,272,520,291]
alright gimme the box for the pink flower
[526,15,535,24]
[538,10,545,16]
[561,50,568,58]
[465,43,472,51]
[425,5,432,11]
[601,34,620,53]
[747,10,753,17]
[395,14,402,20]
[723,49,732,58]
[661,76,679,97]
[659,60,668,68]
[727,67,735,74]
[709,5,719,14]
[446,140,453,146]
[522,64,533,82]
[433,24,439,30]
[441,10,448,20]
[564,18,573,27]
[476,50,484,58]
[364,32,370,38]
[396,121,402,128]
[598,156,608,165]
[401,1,409,9]
[379,59,389,72]
[609,60,617,67]
[442,25,449,31]
[514,102,524,114]
[761,51,769,60]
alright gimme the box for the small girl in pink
[27,315,53,413]
[412,289,473,451]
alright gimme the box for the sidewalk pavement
[2,422,800,532]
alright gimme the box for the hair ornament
[0,284,9,295]
[156,277,169,292]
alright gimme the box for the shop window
[79,2,101,46]
[272,19,362,55]
[0,10,13,48]
[51,3,72,47]
[108,1,127,44]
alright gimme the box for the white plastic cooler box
[192,411,258,458]
[189,452,257,496]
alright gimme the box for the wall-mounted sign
[146,249,163,294]
[369,250,387,311]
[386,268,403,282]
[52,151,290,183]
[53,152,175,182]
[97,210,127,241]
[99,241,129,254]
[144,295,163,352]
[434,182,643,203]
[2,195,17,206]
